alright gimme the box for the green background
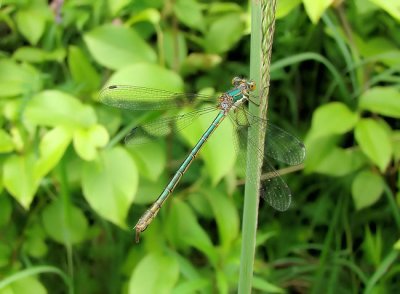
[0,0,399,293]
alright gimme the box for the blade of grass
[238,0,276,292]
[0,266,72,293]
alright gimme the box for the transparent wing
[125,106,218,145]
[99,85,215,110]
[233,120,292,211]
[234,107,306,165]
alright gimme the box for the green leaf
[205,13,245,54]
[68,46,100,92]
[179,109,236,185]
[253,276,284,293]
[0,196,12,227]
[3,153,40,209]
[105,63,184,92]
[42,198,88,244]
[13,47,66,63]
[0,242,12,268]
[173,0,205,31]
[129,253,179,294]
[355,36,400,67]
[163,30,187,70]
[352,170,384,210]
[73,124,109,161]
[106,0,131,16]
[393,131,400,161]
[25,90,97,129]
[23,223,47,258]
[277,0,302,19]
[204,188,239,247]
[0,60,42,97]
[81,147,138,228]
[309,102,359,139]
[302,0,334,24]
[165,199,216,263]
[355,119,392,172]
[368,0,400,21]
[84,24,156,70]
[0,275,47,294]
[394,239,400,250]
[0,129,14,153]
[15,8,49,45]
[126,8,161,25]
[308,146,366,176]
[35,127,72,179]
[128,141,166,181]
[359,87,400,118]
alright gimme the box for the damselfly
[99,77,306,242]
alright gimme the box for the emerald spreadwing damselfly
[99,77,306,242]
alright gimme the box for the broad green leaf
[73,124,109,161]
[126,8,160,25]
[359,87,400,118]
[394,239,400,250]
[393,131,400,161]
[106,0,130,16]
[42,198,88,244]
[0,196,12,227]
[13,47,66,63]
[84,24,156,70]
[205,13,245,54]
[309,147,366,176]
[355,36,400,67]
[253,276,284,293]
[128,141,166,182]
[172,279,211,294]
[179,109,236,185]
[163,30,187,70]
[204,189,239,248]
[0,275,46,294]
[3,153,40,209]
[15,8,49,45]
[277,0,302,19]
[174,0,205,31]
[216,270,228,294]
[309,102,358,139]
[68,46,100,92]
[369,0,400,21]
[23,223,47,258]
[165,200,216,263]
[355,119,392,172]
[0,242,12,268]
[0,60,42,97]
[0,130,14,153]
[363,226,382,266]
[82,147,138,228]
[304,135,336,173]
[105,63,184,92]
[352,170,384,210]
[129,253,179,294]
[35,127,72,179]
[133,176,166,205]
[302,0,334,24]
[25,90,97,129]
[181,53,222,75]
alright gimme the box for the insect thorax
[218,93,234,112]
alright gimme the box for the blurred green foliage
[0,0,399,293]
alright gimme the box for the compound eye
[249,81,256,91]
[232,77,242,86]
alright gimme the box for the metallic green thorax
[227,88,244,102]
